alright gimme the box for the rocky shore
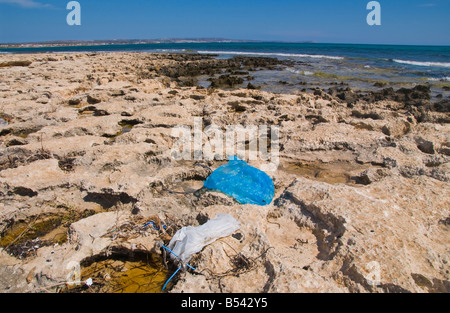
[0,52,448,293]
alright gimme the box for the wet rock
[0,61,32,68]
[247,83,260,90]
[381,120,411,137]
[305,114,328,124]
[431,99,450,113]
[362,87,396,103]
[362,85,431,108]
[396,85,431,106]
[351,110,383,120]
[209,75,244,88]
[86,95,102,104]
[11,186,38,197]
[353,168,390,185]
[373,81,387,88]
[68,97,82,106]
[124,95,136,101]
[5,138,26,147]
[190,94,205,100]
[177,76,198,87]
[438,146,450,156]
[153,54,289,88]
[411,274,450,293]
[229,101,247,113]
[327,87,358,104]
[109,90,125,97]
[415,137,435,154]
[78,106,109,117]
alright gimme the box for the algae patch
[68,249,171,293]
[0,207,103,259]
[279,161,377,185]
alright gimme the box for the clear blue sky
[0,0,449,45]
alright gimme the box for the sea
[1,42,449,98]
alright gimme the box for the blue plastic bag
[204,156,275,206]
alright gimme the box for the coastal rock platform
[0,53,448,293]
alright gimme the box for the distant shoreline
[2,39,450,50]
[0,39,316,49]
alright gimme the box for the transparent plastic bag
[167,213,240,263]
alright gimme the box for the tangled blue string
[143,221,167,231]
[161,245,196,271]
[160,244,196,291]
[162,265,181,291]
[143,221,196,290]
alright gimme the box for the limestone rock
[0,52,448,293]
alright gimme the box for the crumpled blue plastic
[203,156,274,206]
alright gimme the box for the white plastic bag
[167,213,240,263]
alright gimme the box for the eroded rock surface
[0,53,448,293]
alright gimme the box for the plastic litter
[167,213,240,264]
[162,265,181,291]
[160,244,196,291]
[203,156,275,206]
[144,221,167,230]
[0,118,7,128]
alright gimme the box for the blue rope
[160,244,196,291]
[143,221,167,231]
[162,265,181,291]
[142,221,198,291]
[161,244,196,271]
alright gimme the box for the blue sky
[0,0,449,45]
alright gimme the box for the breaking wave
[427,76,450,82]
[393,59,450,68]
[197,50,345,60]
